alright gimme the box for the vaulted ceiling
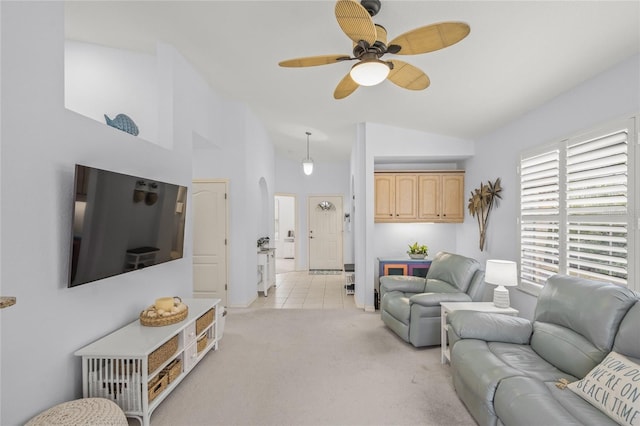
[65,1,640,162]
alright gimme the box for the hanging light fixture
[350,58,390,86]
[302,131,314,175]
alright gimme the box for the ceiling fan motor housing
[360,0,381,16]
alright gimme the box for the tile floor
[250,269,356,309]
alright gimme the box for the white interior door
[308,195,343,270]
[192,180,228,306]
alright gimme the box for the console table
[75,298,220,426]
[378,257,432,278]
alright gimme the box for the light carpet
[146,308,475,426]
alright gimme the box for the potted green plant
[407,242,428,259]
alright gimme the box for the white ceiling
[65,1,640,162]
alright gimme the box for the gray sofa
[447,274,639,426]
[379,251,486,347]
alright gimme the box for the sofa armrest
[409,292,471,307]
[379,275,426,295]
[447,311,533,344]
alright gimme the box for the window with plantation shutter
[520,149,560,287]
[519,117,637,293]
[566,129,628,285]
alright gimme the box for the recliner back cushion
[534,275,638,354]
[426,252,480,293]
[531,322,604,378]
[613,301,640,364]
[424,279,460,294]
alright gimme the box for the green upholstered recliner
[379,251,486,347]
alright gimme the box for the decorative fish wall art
[104,113,139,136]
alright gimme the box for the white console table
[75,298,220,426]
[257,248,276,296]
[440,301,518,364]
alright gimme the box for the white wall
[458,54,640,320]
[274,154,352,270]
[351,123,475,310]
[0,2,259,424]
[192,100,276,308]
[65,40,160,145]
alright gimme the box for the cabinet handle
[389,214,392,216]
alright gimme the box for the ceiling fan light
[350,59,389,86]
[302,159,314,175]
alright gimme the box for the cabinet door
[395,175,418,219]
[417,174,440,220]
[441,174,465,222]
[375,174,395,220]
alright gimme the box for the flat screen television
[68,164,188,287]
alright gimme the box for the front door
[308,195,343,270]
[192,180,228,306]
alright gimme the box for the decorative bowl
[408,253,427,259]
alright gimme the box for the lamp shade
[485,260,518,287]
[350,59,390,86]
[302,159,314,175]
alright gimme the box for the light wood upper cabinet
[417,174,440,221]
[376,171,464,223]
[375,174,395,220]
[395,175,418,219]
[441,174,465,222]
[375,174,418,221]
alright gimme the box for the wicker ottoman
[25,398,127,426]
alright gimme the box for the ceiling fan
[278,0,470,99]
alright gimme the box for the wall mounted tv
[68,164,188,287]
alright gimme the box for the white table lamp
[485,260,518,308]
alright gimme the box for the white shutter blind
[520,149,560,287]
[566,130,628,285]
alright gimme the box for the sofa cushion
[488,342,576,383]
[451,340,524,416]
[613,301,640,364]
[567,351,640,426]
[495,376,617,426]
[425,252,479,293]
[531,322,605,379]
[534,275,638,353]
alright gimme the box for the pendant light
[302,131,314,175]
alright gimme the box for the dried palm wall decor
[468,178,502,251]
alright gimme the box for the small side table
[440,302,518,364]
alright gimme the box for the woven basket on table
[140,297,188,327]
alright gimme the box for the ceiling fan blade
[335,0,377,46]
[387,60,430,90]
[279,54,352,68]
[388,22,470,55]
[334,73,359,99]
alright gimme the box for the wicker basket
[197,334,208,353]
[140,304,188,327]
[147,373,168,402]
[148,335,178,374]
[196,308,215,335]
[162,358,182,384]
